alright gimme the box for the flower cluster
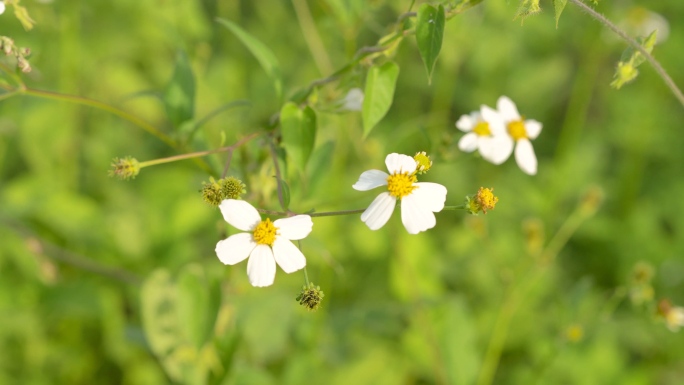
[201,176,246,206]
[457,96,542,175]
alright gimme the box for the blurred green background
[1,0,684,384]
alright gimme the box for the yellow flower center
[507,120,527,140]
[473,121,491,136]
[387,172,417,199]
[253,218,278,246]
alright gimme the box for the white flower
[215,199,312,287]
[0,2,5,15]
[666,306,684,332]
[486,96,543,175]
[456,107,513,165]
[341,88,364,111]
[353,153,447,234]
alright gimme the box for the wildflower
[657,299,684,332]
[108,156,140,180]
[0,2,5,15]
[296,282,325,311]
[455,108,512,165]
[413,151,432,174]
[215,199,312,287]
[353,153,447,234]
[486,96,543,175]
[465,187,499,215]
[340,88,364,111]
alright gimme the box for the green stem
[568,0,684,108]
[138,133,261,168]
[20,87,177,147]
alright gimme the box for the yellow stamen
[253,218,278,246]
[473,121,491,136]
[507,120,527,140]
[387,172,417,199]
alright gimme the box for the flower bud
[413,151,432,175]
[296,282,325,311]
[108,156,140,180]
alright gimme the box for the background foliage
[1,0,684,384]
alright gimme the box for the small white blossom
[215,199,312,287]
[353,153,447,234]
[484,96,543,175]
[456,107,512,165]
[341,88,364,111]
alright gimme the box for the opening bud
[413,151,432,175]
[465,187,499,215]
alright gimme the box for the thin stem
[255,207,366,218]
[221,149,234,179]
[138,133,260,168]
[267,135,290,213]
[21,87,178,147]
[568,0,684,108]
[292,0,334,76]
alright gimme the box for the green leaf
[515,0,542,23]
[163,51,196,129]
[177,264,215,349]
[553,0,568,28]
[280,102,317,172]
[273,177,291,210]
[415,4,445,83]
[611,30,657,89]
[217,18,283,102]
[362,61,400,137]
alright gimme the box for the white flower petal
[480,105,506,135]
[272,238,306,273]
[515,138,538,175]
[246,244,276,287]
[0,2,5,15]
[411,183,447,212]
[401,194,437,234]
[352,169,389,191]
[458,132,478,152]
[497,96,521,122]
[455,112,476,132]
[215,232,256,265]
[360,192,396,230]
[385,153,417,175]
[481,134,514,165]
[273,215,313,240]
[342,88,364,111]
[219,199,261,231]
[525,119,543,140]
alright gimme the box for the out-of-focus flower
[108,156,140,180]
[0,2,6,15]
[621,7,669,44]
[456,108,512,165]
[341,88,364,111]
[486,96,543,175]
[353,153,447,234]
[657,299,684,332]
[215,200,312,287]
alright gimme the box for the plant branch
[568,0,684,108]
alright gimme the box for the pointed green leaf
[554,0,568,28]
[280,102,317,172]
[362,61,400,137]
[163,51,195,129]
[217,18,283,102]
[416,4,445,83]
